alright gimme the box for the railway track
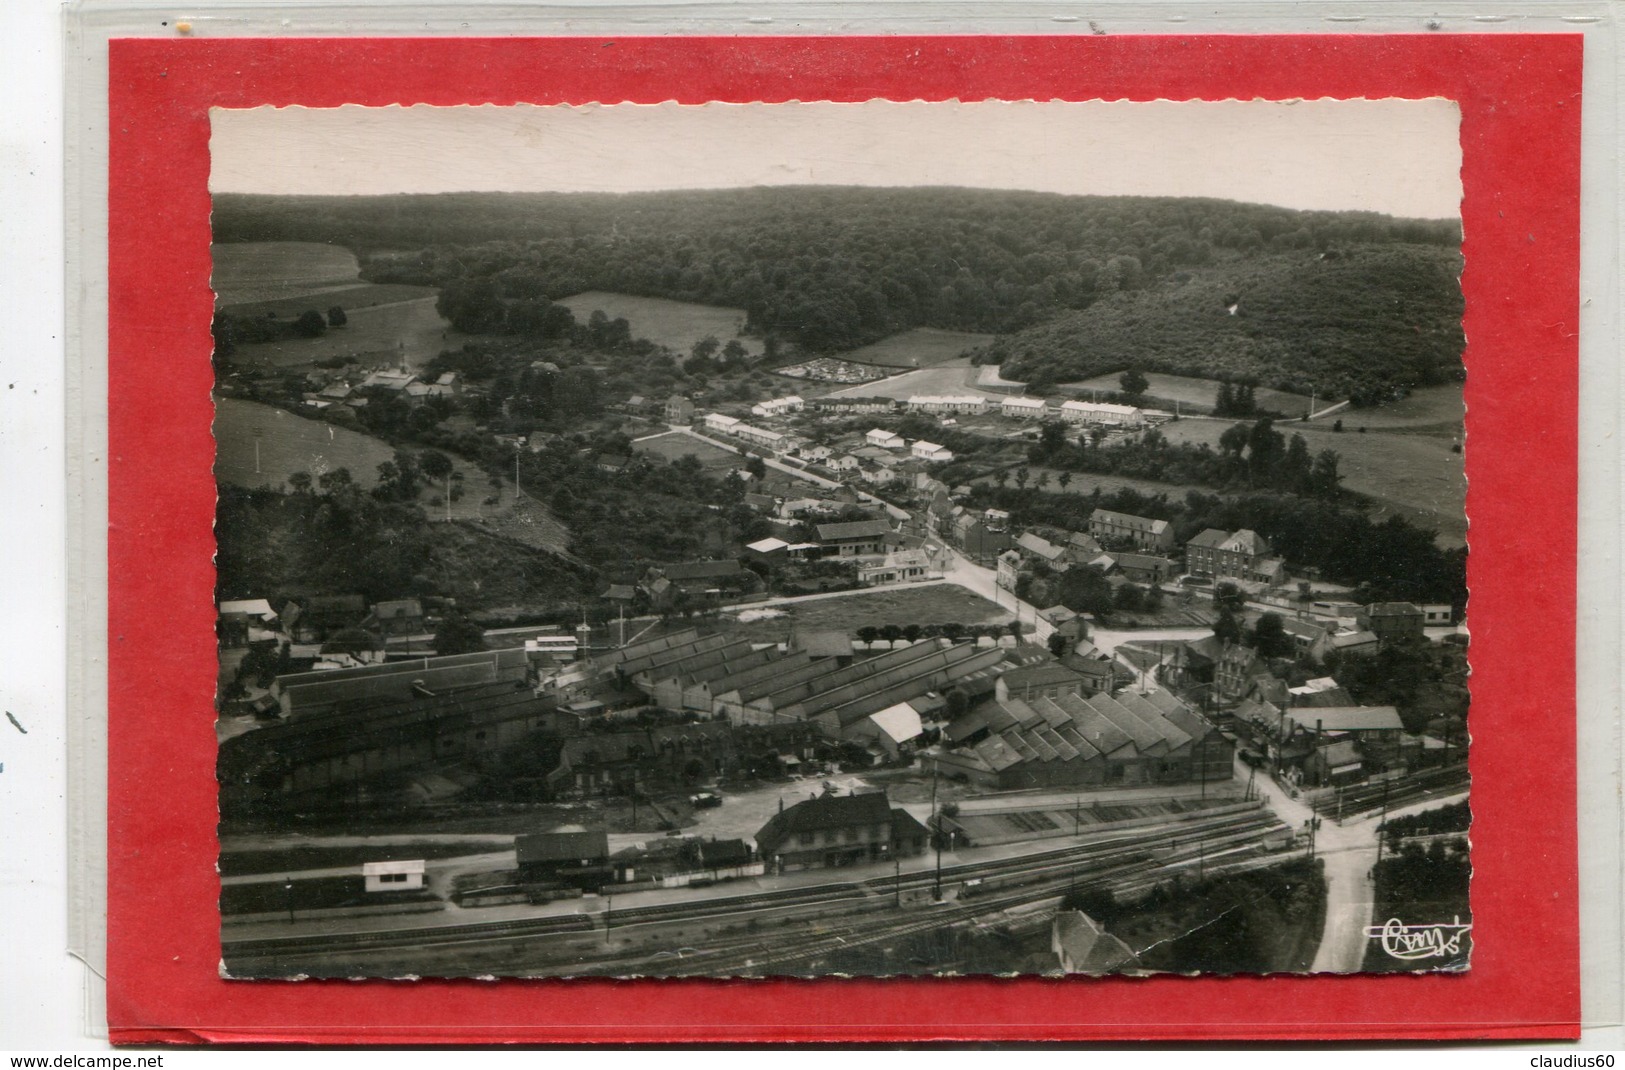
[224,804,1286,968]
[1309,765,1469,822]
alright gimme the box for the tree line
[214,188,1459,358]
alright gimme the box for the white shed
[362,859,426,892]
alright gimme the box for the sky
[210,99,1462,219]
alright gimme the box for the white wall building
[911,441,955,463]
[906,395,989,415]
[1001,396,1049,418]
[704,412,741,432]
[865,428,905,449]
[1059,400,1144,426]
[362,859,426,892]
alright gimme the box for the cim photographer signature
[1364,917,1472,960]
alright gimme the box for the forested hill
[212,187,1460,362]
[990,245,1465,403]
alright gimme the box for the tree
[1114,584,1146,612]
[1250,612,1293,658]
[744,455,767,479]
[1119,367,1150,398]
[856,626,880,645]
[1048,631,1071,658]
[1038,420,1068,458]
[294,309,327,338]
[326,306,347,327]
[433,612,487,656]
[1213,582,1246,614]
[1213,606,1243,646]
[1057,471,1073,492]
[287,471,313,495]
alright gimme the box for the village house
[1184,529,1286,585]
[664,394,695,424]
[1088,508,1176,553]
[910,440,955,463]
[865,428,906,449]
[1365,602,1426,645]
[996,548,1023,591]
[1059,400,1144,426]
[857,548,934,587]
[751,395,804,418]
[1109,552,1179,585]
[753,790,928,872]
[1001,396,1050,419]
[906,394,990,416]
[1015,531,1071,571]
[515,828,612,888]
[703,412,740,433]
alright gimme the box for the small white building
[906,394,989,415]
[1001,396,1049,419]
[829,454,861,472]
[704,412,741,433]
[911,441,955,463]
[362,859,426,892]
[1059,400,1144,426]
[865,428,906,449]
[733,423,785,448]
[751,395,805,418]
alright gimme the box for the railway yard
[223,795,1297,977]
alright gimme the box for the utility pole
[1376,777,1391,865]
[894,831,902,908]
[931,758,943,902]
[253,426,264,475]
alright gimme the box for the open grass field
[1152,417,1466,546]
[211,241,362,306]
[224,296,489,373]
[215,397,533,525]
[1339,383,1465,430]
[971,465,1206,506]
[826,358,1005,402]
[632,430,740,472]
[835,327,997,369]
[716,584,1010,644]
[557,291,762,356]
[218,282,435,320]
[1063,371,1315,416]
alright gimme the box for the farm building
[938,687,1232,791]
[1089,509,1175,552]
[753,790,927,872]
[816,518,896,556]
[1001,396,1049,419]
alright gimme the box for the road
[1241,752,1472,972]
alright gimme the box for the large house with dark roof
[1184,529,1285,585]
[1089,509,1175,552]
[753,790,928,871]
[816,518,896,556]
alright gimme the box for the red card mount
[106,33,1580,1043]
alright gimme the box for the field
[1063,371,1315,416]
[633,430,740,472]
[556,291,762,356]
[1339,384,1465,429]
[217,282,434,320]
[715,585,1010,644]
[222,296,489,372]
[1153,417,1466,546]
[972,465,1206,506]
[835,328,997,369]
[211,241,362,306]
[826,358,1006,402]
[216,398,515,523]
